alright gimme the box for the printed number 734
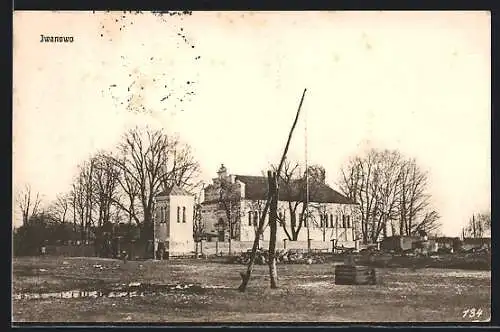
[463,308,483,319]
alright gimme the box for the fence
[45,244,96,257]
[37,241,150,259]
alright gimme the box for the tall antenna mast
[305,95,310,251]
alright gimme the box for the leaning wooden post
[239,88,307,292]
[268,171,279,288]
[238,203,270,292]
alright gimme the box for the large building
[201,165,360,247]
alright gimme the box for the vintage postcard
[12,11,491,323]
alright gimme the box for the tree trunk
[472,215,476,238]
[229,204,232,256]
[267,171,278,289]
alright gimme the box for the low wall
[42,239,356,258]
[195,239,356,256]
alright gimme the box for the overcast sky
[13,11,490,236]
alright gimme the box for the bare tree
[17,184,41,225]
[306,164,326,184]
[415,210,441,235]
[311,202,329,242]
[463,211,491,238]
[193,186,205,241]
[397,158,433,236]
[339,149,440,243]
[87,152,121,254]
[216,176,242,254]
[245,198,268,239]
[70,159,97,241]
[193,202,205,242]
[113,154,141,225]
[91,152,120,229]
[372,151,404,240]
[70,183,83,240]
[111,126,200,243]
[49,193,71,224]
[272,161,309,241]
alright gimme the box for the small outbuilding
[153,184,195,258]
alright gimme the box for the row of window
[319,214,352,229]
[158,206,187,224]
[248,211,260,226]
[247,211,352,228]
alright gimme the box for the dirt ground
[12,256,491,323]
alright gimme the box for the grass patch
[12,257,491,323]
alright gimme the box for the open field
[12,256,491,323]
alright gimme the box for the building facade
[153,185,195,257]
[201,165,360,247]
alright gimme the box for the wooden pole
[268,171,278,288]
[238,88,307,292]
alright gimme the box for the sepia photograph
[12,10,491,323]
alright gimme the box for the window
[253,211,258,226]
[182,207,186,223]
[335,215,339,228]
[248,211,253,226]
[319,215,323,228]
[159,206,167,223]
[279,212,284,221]
[342,215,346,228]
[330,214,334,228]
[346,215,351,228]
[177,206,180,223]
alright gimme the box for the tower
[153,184,194,258]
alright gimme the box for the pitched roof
[234,175,355,204]
[157,184,192,197]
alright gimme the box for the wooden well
[334,264,376,285]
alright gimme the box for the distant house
[434,237,462,252]
[461,237,491,251]
[201,164,360,247]
[380,236,421,252]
